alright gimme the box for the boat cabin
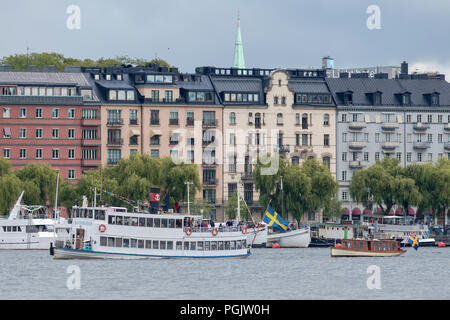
[340,239,400,252]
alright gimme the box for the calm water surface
[0,247,448,300]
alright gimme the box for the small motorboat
[331,239,406,257]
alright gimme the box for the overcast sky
[1,0,450,75]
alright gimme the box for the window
[35,108,42,118]
[417,153,422,162]
[302,114,308,129]
[52,129,59,139]
[407,152,412,162]
[324,134,330,146]
[396,152,402,161]
[375,152,380,161]
[427,115,433,123]
[3,149,10,159]
[229,112,236,125]
[19,128,26,139]
[302,134,308,146]
[406,114,411,123]
[277,113,283,125]
[229,155,236,173]
[52,109,59,119]
[150,110,159,125]
[3,108,10,118]
[164,90,173,102]
[342,192,348,201]
[68,149,75,159]
[107,149,121,165]
[169,111,178,125]
[20,149,27,159]
[281,96,286,105]
[68,109,75,119]
[324,114,329,126]
[274,96,278,105]
[20,108,26,118]
[342,152,347,161]
[82,109,98,120]
[323,156,330,169]
[130,109,138,125]
[68,129,75,139]
[68,169,75,180]
[364,152,369,162]
[342,114,347,122]
[150,149,159,158]
[151,90,159,102]
[341,171,347,181]
[52,149,59,159]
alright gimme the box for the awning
[386,209,394,215]
[363,208,372,215]
[151,129,162,137]
[3,128,11,136]
[130,129,140,136]
[352,208,361,216]
[341,208,350,216]
[395,208,404,216]
[408,208,415,216]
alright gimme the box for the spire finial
[237,8,240,27]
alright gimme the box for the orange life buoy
[211,227,219,236]
[185,227,193,236]
[242,225,248,234]
[99,224,106,233]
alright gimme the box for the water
[0,247,448,300]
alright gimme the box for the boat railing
[189,226,246,233]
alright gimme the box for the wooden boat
[330,239,406,257]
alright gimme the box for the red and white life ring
[185,227,193,236]
[211,227,219,236]
[98,224,107,233]
[242,225,248,234]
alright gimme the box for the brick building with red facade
[0,66,101,181]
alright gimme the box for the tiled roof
[177,75,214,91]
[288,80,330,93]
[0,72,91,86]
[209,76,262,93]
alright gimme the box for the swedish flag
[408,234,419,250]
[263,205,289,232]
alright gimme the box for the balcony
[129,119,138,126]
[169,119,179,126]
[202,160,217,168]
[381,141,400,150]
[203,179,218,186]
[444,124,450,132]
[186,119,194,126]
[348,141,367,150]
[274,145,290,153]
[202,119,218,128]
[413,123,430,131]
[444,142,450,151]
[349,160,368,169]
[107,118,123,126]
[381,122,399,130]
[413,141,431,149]
[348,122,366,130]
[241,172,254,180]
[107,138,123,147]
[150,119,160,126]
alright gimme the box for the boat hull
[331,247,406,257]
[266,227,311,248]
[51,247,252,260]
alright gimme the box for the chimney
[401,61,408,75]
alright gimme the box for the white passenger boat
[246,223,311,248]
[50,205,251,259]
[0,191,70,250]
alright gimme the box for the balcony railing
[348,141,367,150]
[150,119,160,125]
[186,119,194,126]
[274,145,290,153]
[349,160,368,169]
[413,122,430,131]
[413,141,431,149]
[381,122,399,130]
[107,138,123,146]
[381,141,400,149]
[169,119,179,125]
[107,118,123,126]
[444,123,450,132]
[203,179,218,186]
[444,142,450,151]
[348,122,366,130]
[241,172,254,180]
[202,119,218,128]
[129,119,138,125]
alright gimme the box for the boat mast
[237,182,241,223]
[280,176,284,217]
[54,173,59,221]
[185,181,192,215]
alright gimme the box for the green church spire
[233,9,246,69]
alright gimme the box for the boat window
[190,242,196,250]
[359,242,363,249]
[176,219,182,228]
[84,209,88,218]
[153,240,159,249]
[123,239,130,248]
[211,241,217,250]
[107,237,115,247]
[130,239,137,248]
[108,215,116,224]
[236,240,242,249]
[348,241,351,249]
[231,241,236,250]
[123,217,130,226]
[139,218,146,227]
[12,226,17,232]
[154,218,161,228]
[160,241,166,250]
[218,241,224,250]
[115,238,122,247]
[161,219,168,228]
[243,240,247,248]
[225,241,230,250]
[184,241,189,251]
[145,240,152,249]
[131,217,138,226]
[147,218,153,227]
[116,216,122,225]
[197,241,204,251]
[204,241,210,251]
[168,219,175,228]
[393,243,396,250]
[88,209,93,218]
[383,243,387,251]
[167,241,173,250]
[138,240,144,249]
[100,237,107,246]
[176,241,182,250]
[17,226,22,232]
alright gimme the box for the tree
[0,174,21,215]
[0,157,11,177]
[224,192,247,220]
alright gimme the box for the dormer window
[402,93,411,105]
[94,74,100,80]
[374,92,382,105]
[105,74,112,81]
[344,92,353,106]
[116,74,123,81]
[431,93,439,106]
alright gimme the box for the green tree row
[350,157,450,228]
[0,154,205,216]
[250,156,339,220]
[0,52,172,72]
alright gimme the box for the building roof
[210,76,263,93]
[0,71,92,86]
[289,79,330,93]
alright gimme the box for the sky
[1,0,450,75]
